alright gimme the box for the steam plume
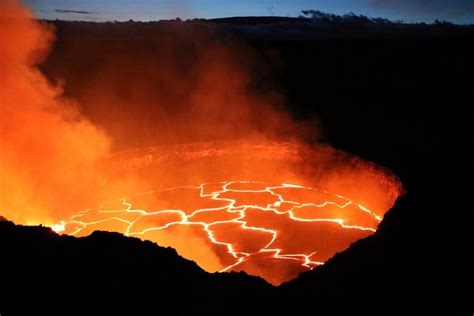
[0,0,110,224]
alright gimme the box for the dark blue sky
[25,0,474,24]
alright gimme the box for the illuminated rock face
[57,180,385,285]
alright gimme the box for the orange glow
[0,0,114,225]
[50,222,66,233]
[2,0,403,285]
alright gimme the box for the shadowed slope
[0,220,272,312]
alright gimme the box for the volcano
[0,1,470,312]
[53,141,401,285]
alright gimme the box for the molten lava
[55,180,388,285]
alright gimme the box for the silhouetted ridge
[0,220,272,312]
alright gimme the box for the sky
[24,0,474,24]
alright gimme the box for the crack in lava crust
[54,180,383,285]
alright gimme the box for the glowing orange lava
[54,180,385,285]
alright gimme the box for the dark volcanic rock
[0,221,272,312]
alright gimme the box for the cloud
[369,0,474,17]
[55,9,93,15]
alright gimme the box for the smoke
[0,0,112,224]
[43,23,311,151]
